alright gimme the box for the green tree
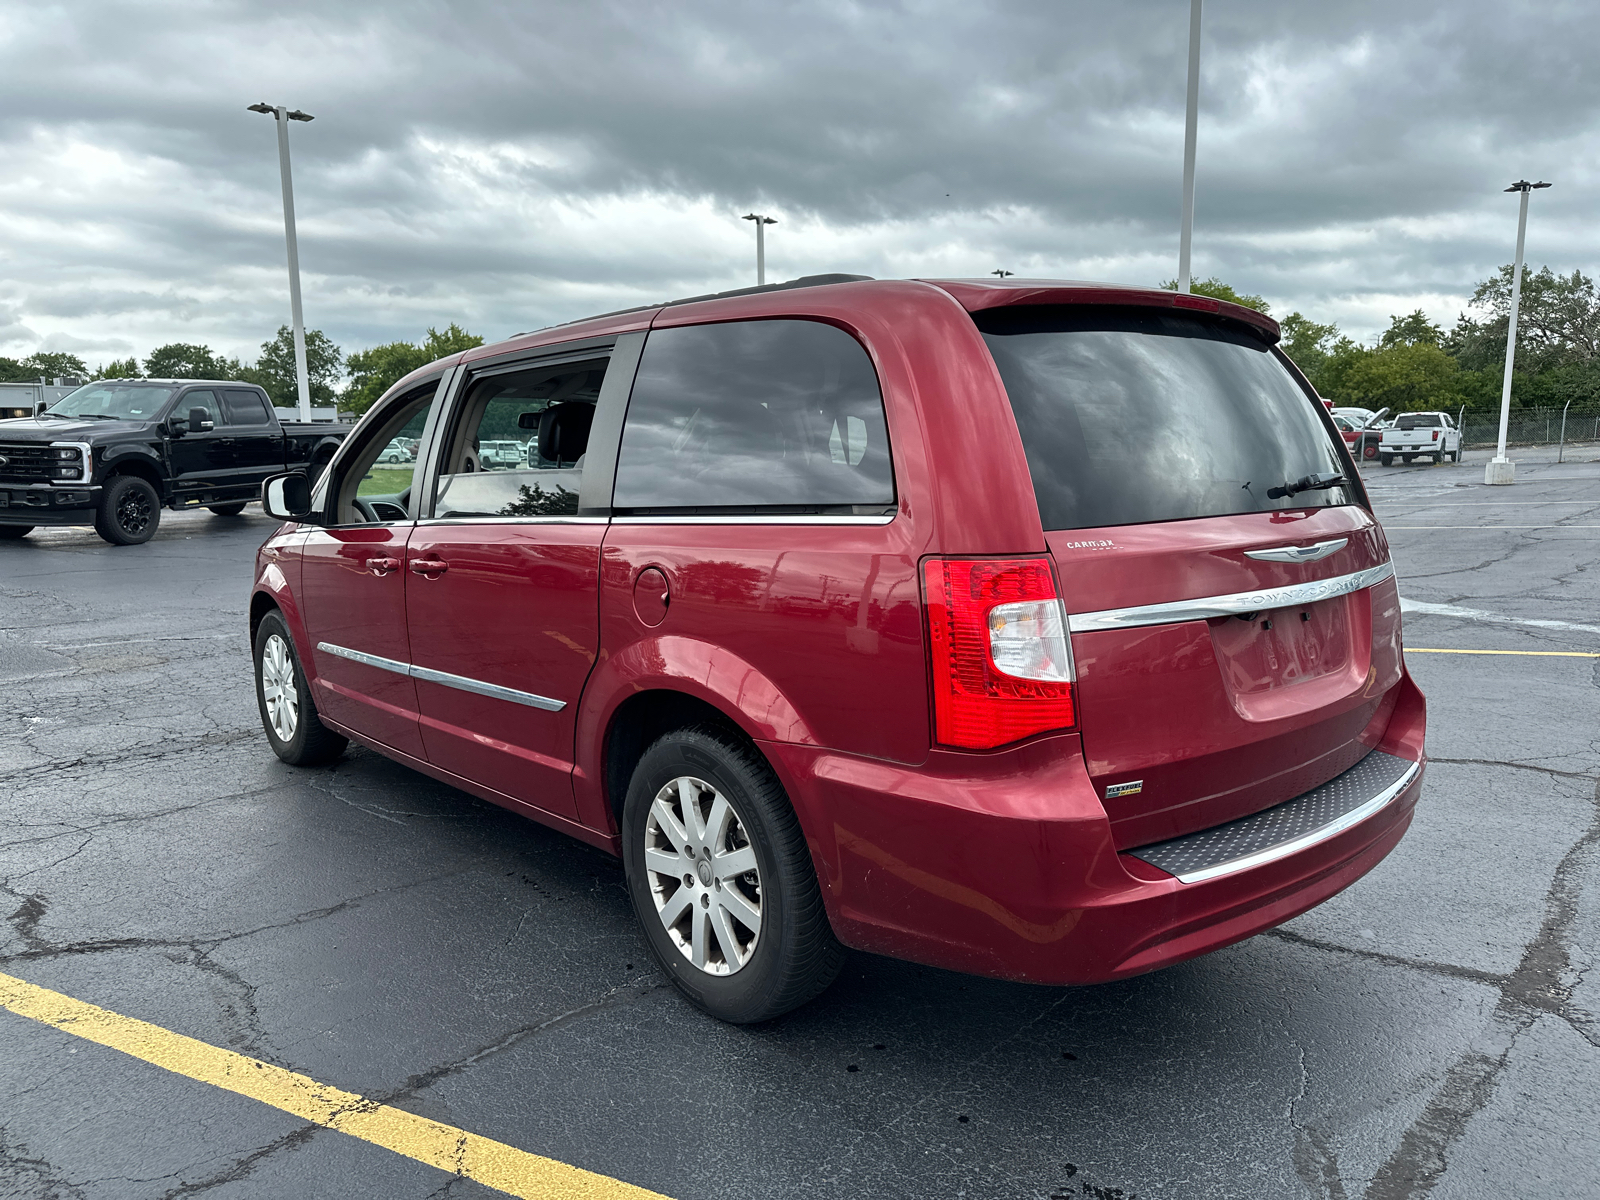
[253,326,344,409]
[0,357,30,382]
[144,343,227,379]
[15,351,89,379]
[1340,342,1463,412]
[1463,265,1600,371]
[1159,277,1271,313]
[1379,310,1444,349]
[1279,312,1341,382]
[341,323,484,416]
[92,357,143,380]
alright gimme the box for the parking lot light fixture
[1486,180,1551,486]
[992,269,1014,279]
[250,102,317,423]
[742,213,777,286]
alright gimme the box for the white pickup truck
[1379,411,1461,466]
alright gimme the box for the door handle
[365,556,401,574]
[410,558,448,577]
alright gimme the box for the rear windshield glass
[976,306,1352,531]
[1395,413,1442,429]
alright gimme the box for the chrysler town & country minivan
[250,276,1426,1023]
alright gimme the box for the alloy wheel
[260,633,300,743]
[643,776,763,975]
[117,489,153,534]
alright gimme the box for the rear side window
[977,306,1352,531]
[223,389,271,425]
[613,319,894,513]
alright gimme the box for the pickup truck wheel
[0,525,32,539]
[622,725,844,1023]
[208,502,247,517]
[1379,454,1393,467]
[95,476,160,545]
[253,612,347,766]
[1362,442,1379,460]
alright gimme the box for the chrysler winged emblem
[1244,538,1348,564]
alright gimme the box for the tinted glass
[223,388,271,425]
[614,320,894,513]
[181,390,218,424]
[1395,413,1442,429]
[339,386,438,523]
[432,358,607,519]
[47,384,174,420]
[977,307,1352,531]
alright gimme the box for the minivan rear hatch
[975,303,1403,850]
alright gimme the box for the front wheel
[209,502,247,516]
[95,476,160,545]
[622,725,843,1023]
[0,525,32,540]
[253,611,347,766]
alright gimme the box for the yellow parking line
[1406,648,1600,658]
[0,971,669,1200]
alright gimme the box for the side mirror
[34,401,48,417]
[262,472,314,522]
[189,407,215,433]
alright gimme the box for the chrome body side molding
[316,642,566,713]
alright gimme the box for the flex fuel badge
[1105,780,1144,799]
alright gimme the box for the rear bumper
[767,668,1426,986]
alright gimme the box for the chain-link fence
[1460,405,1600,448]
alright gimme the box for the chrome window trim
[612,513,897,526]
[316,642,566,713]
[1067,561,1395,633]
[414,515,611,526]
[1173,759,1420,884]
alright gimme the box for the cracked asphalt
[2,444,1597,1200]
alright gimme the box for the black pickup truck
[0,379,348,544]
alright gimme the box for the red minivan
[251,276,1425,1022]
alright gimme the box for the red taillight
[922,557,1076,749]
[1431,430,1439,441]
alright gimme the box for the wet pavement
[2,445,1597,1200]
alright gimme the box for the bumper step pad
[1127,750,1420,884]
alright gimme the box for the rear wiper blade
[1268,472,1347,500]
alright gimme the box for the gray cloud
[0,0,1595,368]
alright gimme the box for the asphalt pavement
[2,444,1597,1200]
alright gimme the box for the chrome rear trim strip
[316,642,566,712]
[1174,759,1420,884]
[1067,561,1395,633]
[407,663,565,711]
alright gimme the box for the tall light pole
[249,102,316,422]
[742,213,776,286]
[1485,179,1551,486]
[1177,0,1202,293]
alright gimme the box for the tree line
[0,323,483,417]
[1174,265,1600,413]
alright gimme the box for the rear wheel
[1379,454,1393,467]
[209,502,247,516]
[253,611,347,766]
[1362,441,1379,460]
[0,525,32,539]
[95,476,160,545]
[622,725,844,1023]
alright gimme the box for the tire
[94,475,160,545]
[1379,454,1393,467]
[208,502,247,516]
[1362,442,1379,460]
[1401,455,1413,464]
[253,611,347,766]
[622,725,844,1023]
[0,525,32,539]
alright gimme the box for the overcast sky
[2,1,1596,371]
